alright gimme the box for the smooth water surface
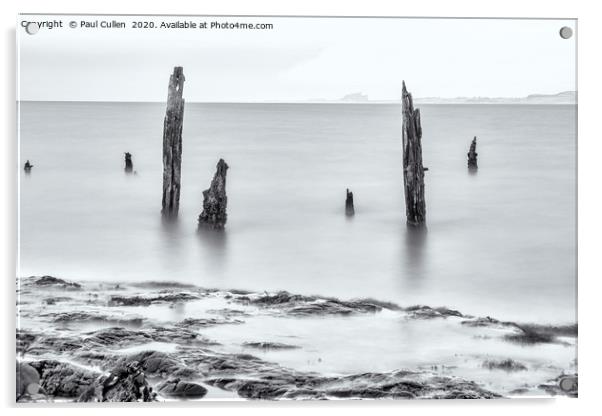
[19,102,577,323]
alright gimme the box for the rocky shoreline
[16,276,577,402]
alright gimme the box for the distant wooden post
[198,159,229,229]
[24,160,33,173]
[401,81,426,227]
[124,152,133,173]
[345,188,355,216]
[467,137,478,170]
[161,67,185,217]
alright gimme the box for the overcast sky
[18,16,576,102]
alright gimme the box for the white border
[2,0,599,415]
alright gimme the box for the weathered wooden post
[467,136,478,170]
[345,188,355,216]
[198,159,229,229]
[401,81,426,227]
[124,152,133,173]
[161,67,185,217]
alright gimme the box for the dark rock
[45,311,143,327]
[99,361,155,402]
[162,66,185,218]
[538,374,577,397]
[405,305,463,320]
[124,152,134,173]
[176,317,244,328]
[204,365,500,400]
[83,327,153,348]
[401,81,426,227]
[461,316,506,327]
[157,378,207,398]
[110,351,195,380]
[16,361,41,400]
[30,275,81,289]
[239,291,386,316]
[345,188,355,216]
[130,281,198,289]
[467,136,478,169]
[242,342,301,350]
[482,359,527,372]
[43,296,72,305]
[198,158,229,229]
[28,360,97,398]
[504,324,577,345]
[108,292,198,306]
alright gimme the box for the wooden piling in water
[198,159,229,230]
[467,136,478,170]
[401,81,426,227]
[345,188,355,216]
[161,67,185,217]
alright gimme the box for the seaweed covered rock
[198,159,229,229]
[98,361,155,402]
[28,360,97,399]
[157,378,207,398]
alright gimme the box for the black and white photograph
[15,14,577,403]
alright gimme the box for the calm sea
[18,102,577,323]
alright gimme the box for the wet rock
[83,327,153,348]
[44,311,144,327]
[405,305,463,319]
[124,152,133,173]
[99,361,155,402]
[461,316,507,328]
[81,326,217,349]
[130,281,198,290]
[43,296,72,305]
[157,378,207,398]
[467,137,478,169]
[162,66,185,218]
[204,366,500,400]
[26,334,86,355]
[176,317,244,328]
[240,291,386,316]
[110,351,196,379]
[28,360,97,398]
[198,158,229,229]
[401,81,426,227]
[538,374,577,397]
[29,275,81,289]
[16,330,36,355]
[206,308,252,318]
[16,361,41,400]
[242,342,301,350]
[345,188,355,216]
[504,324,577,345]
[482,359,527,372]
[108,292,198,306]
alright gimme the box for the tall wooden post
[401,81,426,227]
[161,67,185,217]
